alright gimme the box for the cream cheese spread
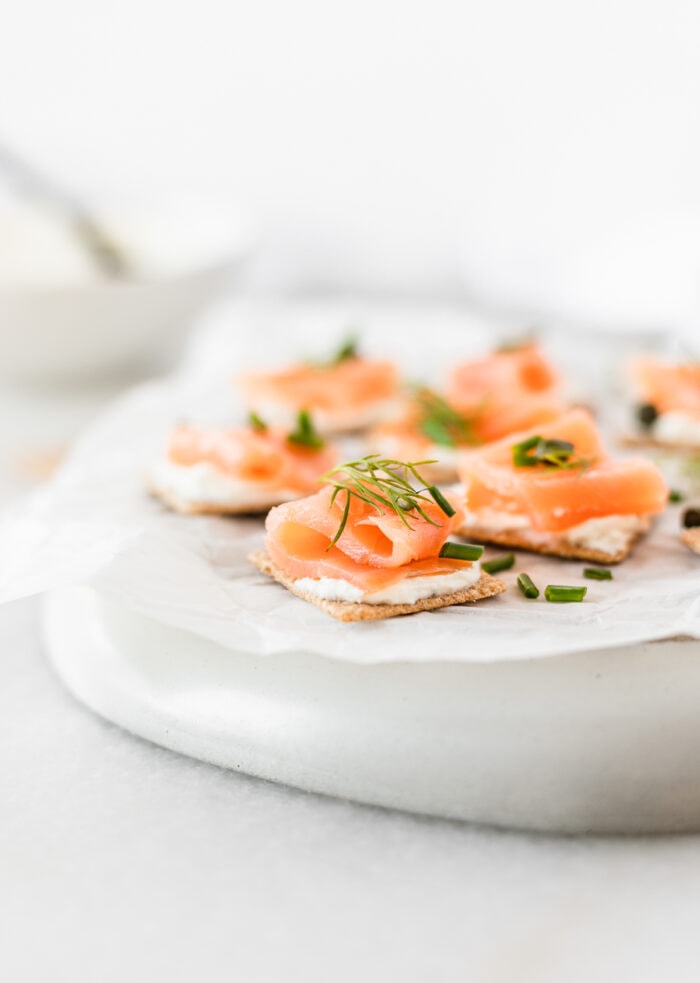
[293,563,482,605]
[152,459,300,509]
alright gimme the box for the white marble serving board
[44,585,700,834]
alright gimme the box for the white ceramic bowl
[0,196,249,383]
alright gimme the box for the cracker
[681,527,700,554]
[621,432,700,454]
[248,549,507,622]
[149,479,278,516]
[456,518,652,565]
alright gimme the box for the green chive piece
[427,485,456,517]
[583,567,613,581]
[669,489,684,504]
[517,573,539,598]
[287,410,325,450]
[512,435,542,467]
[544,585,587,602]
[481,553,515,574]
[332,335,359,364]
[248,411,268,432]
[439,542,484,561]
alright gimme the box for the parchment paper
[1,302,698,663]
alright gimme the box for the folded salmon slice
[458,409,668,533]
[442,344,565,443]
[168,424,337,492]
[448,344,560,411]
[629,357,700,418]
[265,484,469,592]
[240,357,398,413]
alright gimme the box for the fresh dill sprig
[248,411,268,432]
[321,455,452,549]
[512,435,592,471]
[413,387,479,447]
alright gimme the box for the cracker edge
[248,549,507,622]
[681,527,700,555]
[620,432,700,454]
[456,518,653,565]
[149,478,279,516]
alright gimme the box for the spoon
[0,142,130,278]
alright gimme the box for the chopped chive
[544,585,587,602]
[287,410,325,450]
[427,485,456,517]
[481,553,515,574]
[517,573,539,598]
[332,335,359,364]
[439,542,484,561]
[669,489,684,504]
[248,411,268,432]
[583,567,612,581]
[512,435,542,467]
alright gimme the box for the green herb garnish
[330,335,359,365]
[322,455,450,549]
[512,435,590,471]
[669,489,684,504]
[439,542,484,561]
[414,388,478,448]
[426,484,456,517]
[248,411,268,432]
[517,573,539,598]
[583,567,613,581]
[481,553,515,574]
[287,410,325,451]
[544,585,587,602]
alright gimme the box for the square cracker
[248,549,506,622]
[456,518,652,565]
[621,432,700,453]
[150,479,274,516]
[681,527,700,554]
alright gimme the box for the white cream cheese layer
[152,459,300,509]
[463,507,647,556]
[560,515,647,553]
[294,564,482,605]
[651,411,700,445]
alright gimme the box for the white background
[2,0,700,326]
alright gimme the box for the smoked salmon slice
[239,340,399,433]
[265,483,465,591]
[629,357,700,418]
[448,343,560,413]
[253,458,507,618]
[168,423,336,493]
[151,413,338,514]
[458,409,668,535]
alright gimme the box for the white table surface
[3,315,700,982]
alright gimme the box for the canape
[446,342,563,443]
[626,356,700,450]
[456,409,668,563]
[239,338,399,435]
[151,411,337,515]
[249,456,506,621]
